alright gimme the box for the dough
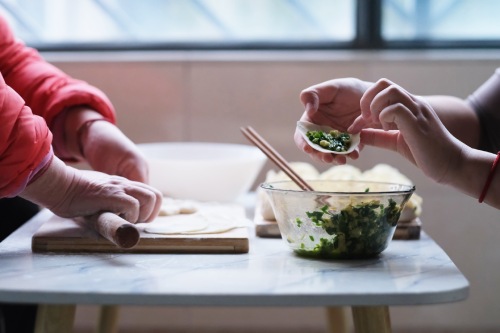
[158,198,198,216]
[144,210,251,235]
[182,220,249,234]
[158,205,181,216]
[144,215,208,234]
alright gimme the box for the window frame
[18,0,500,52]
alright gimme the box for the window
[382,0,500,48]
[0,0,356,50]
[0,0,499,51]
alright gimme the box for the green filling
[306,129,352,152]
[295,199,402,259]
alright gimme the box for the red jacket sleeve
[0,73,53,198]
[0,16,116,130]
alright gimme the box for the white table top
[0,209,469,307]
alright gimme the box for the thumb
[300,90,319,113]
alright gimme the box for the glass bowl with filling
[261,180,415,259]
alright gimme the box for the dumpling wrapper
[183,221,250,234]
[297,121,360,155]
[144,215,209,234]
[189,213,251,234]
[143,213,251,235]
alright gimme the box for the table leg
[325,307,350,333]
[34,304,76,333]
[351,306,392,333]
[96,305,120,333]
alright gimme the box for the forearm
[52,106,107,161]
[425,95,481,148]
[19,156,75,211]
[449,147,500,209]
[423,96,499,207]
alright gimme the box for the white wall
[46,49,500,332]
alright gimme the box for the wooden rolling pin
[81,212,140,249]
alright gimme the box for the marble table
[0,209,469,333]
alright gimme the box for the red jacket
[0,16,116,197]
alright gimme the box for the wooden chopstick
[240,126,314,191]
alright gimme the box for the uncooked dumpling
[319,165,363,181]
[265,161,319,182]
[360,164,413,185]
[257,188,276,221]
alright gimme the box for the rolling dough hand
[20,156,162,249]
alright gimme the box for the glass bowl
[261,180,415,259]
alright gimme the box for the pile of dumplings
[258,162,423,222]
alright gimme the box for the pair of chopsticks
[240,126,313,191]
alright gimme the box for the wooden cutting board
[32,203,249,254]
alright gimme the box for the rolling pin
[82,212,140,249]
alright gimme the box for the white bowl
[138,142,266,202]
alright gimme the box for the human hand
[349,78,466,184]
[61,106,149,183]
[295,78,372,164]
[80,119,149,183]
[20,156,162,222]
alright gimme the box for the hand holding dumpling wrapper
[297,121,361,155]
